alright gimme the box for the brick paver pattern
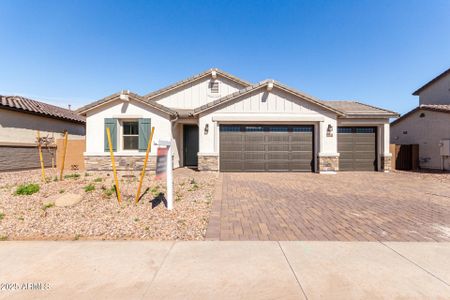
[206,172,450,241]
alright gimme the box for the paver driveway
[206,172,450,241]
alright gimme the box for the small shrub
[74,234,81,240]
[0,235,7,241]
[84,184,95,192]
[102,185,115,197]
[18,216,24,221]
[134,218,139,222]
[42,203,54,211]
[59,189,65,194]
[93,177,103,182]
[144,226,149,230]
[15,183,40,196]
[0,213,5,220]
[64,173,80,179]
[53,176,59,182]
[190,178,197,185]
[84,172,91,177]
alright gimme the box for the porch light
[204,123,209,134]
[327,124,333,137]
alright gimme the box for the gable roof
[319,100,399,117]
[413,67,450,96]
[391,104,450,126]
[76,91,177,116]
[193,79,347,116]
[0,95,85,123]
[144,68,251,100]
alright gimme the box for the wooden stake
[37,131,46,182]
[106,127,121,204]
[135,127,155,204]
[59,131,69,181]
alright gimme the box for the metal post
[135,127,155,204]
[106,127,122,204]
[166,144,173,210]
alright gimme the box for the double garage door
[219,125,314,172]
[337,127,377,171]
[219,125,377,172]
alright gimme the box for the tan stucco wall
[0,109,85,145]
[418,72,450,105]
[391,110,450,170]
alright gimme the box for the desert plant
[59,189,65,194]
[101,185,115,197]
[0,235,7,241]
[42,203,54,211]
[0,213,4,220]
[14,183,40,196]
[93,177,103,182]
[84,172,91,177]
[84,184,95,192]
[64,173,80,179]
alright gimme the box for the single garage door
[337,127,377,171]
[220,125,314,172]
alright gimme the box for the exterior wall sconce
[204,123,209,135]
[327,124,333,137]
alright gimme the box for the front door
[183,125,199,167]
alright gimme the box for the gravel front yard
[0,168,219,240]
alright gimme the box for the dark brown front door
[337,127,377,171]
[183,125,199,167]
[219,125,314,172]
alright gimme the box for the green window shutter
[104,118,117,152]
[138,118,151,152]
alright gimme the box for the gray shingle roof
[319,101,399,117]
[144,68,251,100]
[0,95,85,123]
[76,91,177,116]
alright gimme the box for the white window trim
[119,119,139,152]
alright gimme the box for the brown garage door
[219,125,314,172]
[338,127,377,171]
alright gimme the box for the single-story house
[391,68,450,170]
[77,68,398,173]
[0,95,85,171]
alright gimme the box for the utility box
[440,140,450,156]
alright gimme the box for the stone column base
[318,155,339,173]
[85,155,156,171]
[380,154,392,172]
[198,154,219,171]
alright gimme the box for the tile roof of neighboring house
[319,101,399,117]
[144,68,252,100]
[76,91,177,116]
[0,95,85,123]
[391,104,450,126]
[413,67,450,96]
[193,80,347,116]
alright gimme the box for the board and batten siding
[152,76,246,109]
[197,87,339,156]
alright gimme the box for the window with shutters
[122,121,139,150]
[209,81,219,93]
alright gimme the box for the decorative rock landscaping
[0,168,218,241]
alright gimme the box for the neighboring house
[77,68,398,173]
[391,68,450,170]
[0,95,85,171]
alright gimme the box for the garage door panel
[338,127,376,171]
[220,125,313,172]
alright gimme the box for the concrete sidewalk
[0,241,449,299]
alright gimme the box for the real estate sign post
[155,139,173,210]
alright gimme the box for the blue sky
[0,0,449,114]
